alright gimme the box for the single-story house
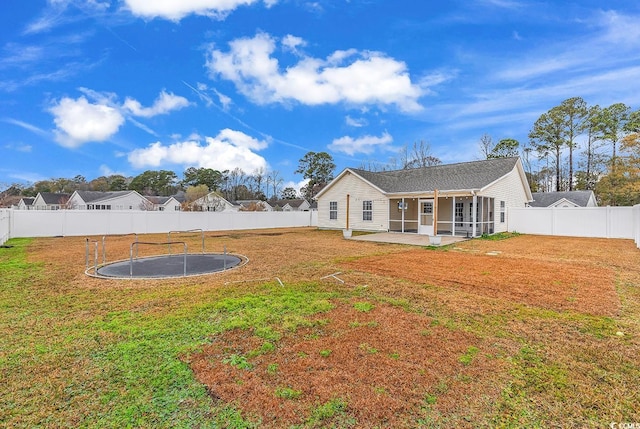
[315,157,532,237]
[528,191,597,208]
[68,190,150,210]
[271,199,311,212]
[32,192,71,210]
[191,192,236,212]
[17,197,35,210]
[144,196,182,211]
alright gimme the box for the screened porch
[388,195,495,237]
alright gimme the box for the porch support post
[452,196,456,236]
[401,197,405,233]
[433,189,439,236]
[472,193,477,237]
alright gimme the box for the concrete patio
[348,232,469,246]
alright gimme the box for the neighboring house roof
[20,197,34,206]
[317,157,530,199]
[271,199,308,209]
[529,191,596,207]
[39,192,71,204]
[233,200,272,208]
[74,190,134,203]
[145,196,172,205]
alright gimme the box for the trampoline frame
[84,231,247,279]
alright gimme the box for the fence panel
[0,209,10,245]
[634,205,640,248]
[8,209,318,239]
[509,207,636,239]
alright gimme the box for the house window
[422,201,433,214]
[500,201,506,223]
[363,200,372,221]
[159,207,165,211]
[455,202,464,227]
[329,201,338,220]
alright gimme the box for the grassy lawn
[1,229,639,428]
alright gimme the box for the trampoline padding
[96,253,243,278]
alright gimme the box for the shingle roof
[145,196,173,205]
[39,192,70,204]
[529,191,594,207]
[271,199,307,208]
[75,191,132,203]
[20,197,34,205]
[350,157,520,194]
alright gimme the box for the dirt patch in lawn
[341,247,619,317]
[187,300,505,428]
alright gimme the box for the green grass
[0,239,337,428]
[274,386,303,400]
[2,235,640,428]
[479,231,521,240]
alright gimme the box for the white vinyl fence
[509,205,640,248]
[0,209,10,245]
[6,209,318,240]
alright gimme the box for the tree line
[480,97,639,206]
[0,152,338,206]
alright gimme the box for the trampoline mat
[96,253,243,278]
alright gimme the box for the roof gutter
[385,189,481,198]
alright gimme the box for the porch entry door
[418,199,434,235]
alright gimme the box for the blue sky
[2,0,639,193]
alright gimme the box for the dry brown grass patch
[188,300,505,427]
[342,248,619,316]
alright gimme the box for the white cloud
[123,0,277,21]
[495,11,640,82]
[328,131,393,156]
[282,178,309,196]
[127,129,269,172]
[282,34,306,53]
[123,90,190,117]
[3,143,33,153]
[345,115,367,127]
[99,164,126,177]
[49,96,125,148]
[3,117,49,136]
[206,33,424,112]
[213,89,233,110]
[47,89,192,148]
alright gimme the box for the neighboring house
[270,199,311,211]
[17,197,34,210]
[191,192,236,212]
[315,157,532,237]
[233,200,273,211]
[32,192,71,210]
[528,191,598,208]
[68,190,149,210]
[145,196,182,211]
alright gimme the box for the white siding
[481,166,531,233]
[67,193,85,209]
[317,171,388,231]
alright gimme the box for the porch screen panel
[455,202,463,227]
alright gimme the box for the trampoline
[94,253,245,279]
[85,230,247,279]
